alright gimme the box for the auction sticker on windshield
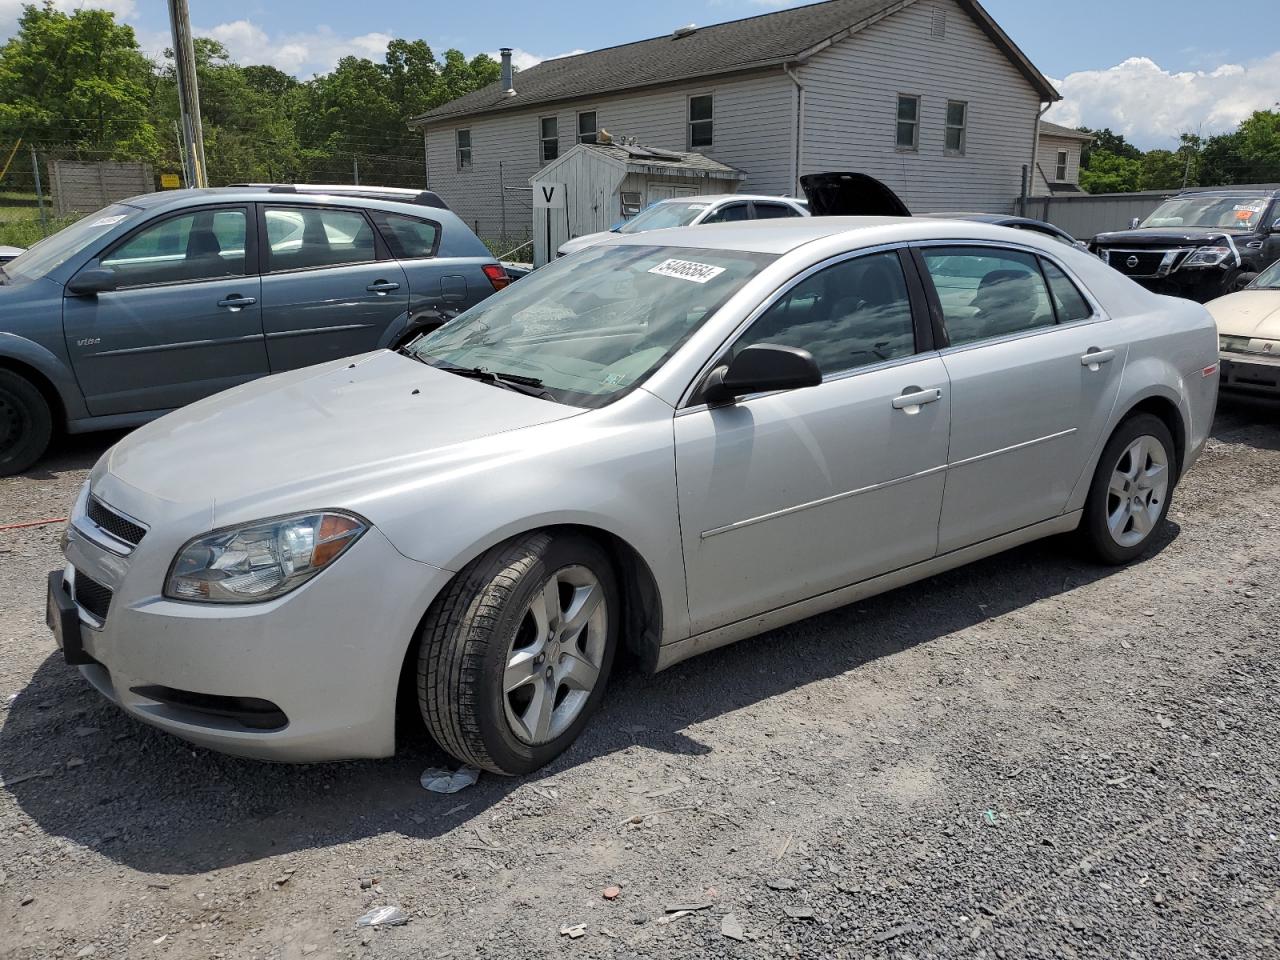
[648,259,726,283]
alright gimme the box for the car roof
[116,187,452,215]
[1169,187,1280,198]
[607,215,1067,255]
[655,194,804,205]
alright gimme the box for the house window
[688,95,713,148]
[1055,149,1069,181]
[896,94,920,150]
[577,111,598,144]
[456,129,472,170]
[945,100,967,154]
[540,117,559,162]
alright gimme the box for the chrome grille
[73,570,113,622]
[86,497,146,547]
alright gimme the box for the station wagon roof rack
[228,183,451,211]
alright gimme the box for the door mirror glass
[1129,217,1141,229]
[1272,217,1280,232]
[703,344,822,404]
[65,267,118,296]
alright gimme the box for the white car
[49,216,1218,774]
[556,194,808,257]
[1208,258,1280,396]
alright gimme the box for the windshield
[4,204,140,281]
[616,201,709,234]
[1250,259,1280,289]
[1141,196,1269,231]
[408,243,774,408]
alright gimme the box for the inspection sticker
[89,214,127,227]
[648,258,725,283]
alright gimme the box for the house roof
[537,142,745,181]
[1039,121,1093,141]
[410,0,1058,126]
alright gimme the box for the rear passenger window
[702,203,749,224]
[730,250,916,376]
[264,207,376,272]
[102,209,247,286]
[372,212,440,260]
[1040,259,1093,323]
[753,203,802,219]
[920,247,1055,346]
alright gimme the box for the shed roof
[1039,121,1094,141]
[534,142,744,182]
[411,0,1058,125]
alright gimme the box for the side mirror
[65,267,118,296]
[1129,217,1141,229]
[702,344,822,405]
[1271,217,1280,233]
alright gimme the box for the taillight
[482,263,510,291]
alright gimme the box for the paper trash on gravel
[356,905,409,927]
[420,765,481,794]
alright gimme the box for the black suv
[1091,188,1280,302]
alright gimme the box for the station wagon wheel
[416,532,619,775]
[1080,413,1176,565]
[0,369,53,477]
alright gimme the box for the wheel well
[1121,395,1186,481]
[393,523,665,739]
[0,357,65,429]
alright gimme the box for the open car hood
[800,172,911,217]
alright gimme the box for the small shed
[530,142,744,266]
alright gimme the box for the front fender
[0,331,87,421]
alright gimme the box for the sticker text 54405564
[648,258,727,284]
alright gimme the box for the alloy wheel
[1105,434,1169,548]
[502,564,609,745]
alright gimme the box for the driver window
[730,250,917,377]
[101,208,248,287]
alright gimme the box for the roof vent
[672,24,697,39]
[499,47,516,96]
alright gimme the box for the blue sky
[4,1,1279,146]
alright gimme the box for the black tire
[1079,413,1176,565]
[417,532,619,775]
[0,369,53,477]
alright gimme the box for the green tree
[1138,149,1185,190]
[1079,127,1142,168]
[1079,149,1142,194]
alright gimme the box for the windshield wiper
[445,366,554,400]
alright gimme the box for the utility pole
[167,0,208,187]
[352,156,360,185]
[172,119,191,187]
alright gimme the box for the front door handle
[1081,348,1116,369]
[891,387,943,412]
[367,281,401,295]
[217,295,256,311]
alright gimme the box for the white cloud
[490,47,587,71]
[0,0,136,38]
[1047,54,1280,149]
[197,20,392,76]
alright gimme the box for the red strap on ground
[0,517,67,531]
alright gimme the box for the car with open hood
[1207,257,1280,396]
[1091,188,1280,302]
[48,214,1217,775]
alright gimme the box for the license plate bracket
[46,570,93,666]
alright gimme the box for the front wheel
[1079,413,1175,564]
[416,532,619,775]
[0,369,53,477]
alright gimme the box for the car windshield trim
[406,243,776,409]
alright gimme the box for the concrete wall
[1017,191,1172,240]
[48,161,153,216]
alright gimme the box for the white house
[409,0,1060,241]
[1033,121,1094,196]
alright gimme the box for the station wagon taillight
[482,263,511,291]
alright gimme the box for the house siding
[796,0,1042,212]
[1032,135,1084,195]
[422,70,795,243]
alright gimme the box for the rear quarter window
[372,212,441,260]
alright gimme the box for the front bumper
[52,490,451,762]
[1220,351,1280,396]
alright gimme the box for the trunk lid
[800,172,911,218]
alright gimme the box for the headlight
[1182,245,1232,268]
[1220,334,1279,356]
[165,511,366,603]
[1220,334,1251,353]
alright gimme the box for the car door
[915,244,1127,553]
[62,205,267,417]
[674,248,951,635]
[699,201,751,225]
[257,204,409,369]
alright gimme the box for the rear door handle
[1081,348,1115,368]
[891,387,943,411]
[367,281,401,294]
[217,296,256,311]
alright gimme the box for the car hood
[1207,290,1280,338]
[98,351,582,523]
[800,172,911,217]
[1093,226,1249,247]
[557,231,614,256]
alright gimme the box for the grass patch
[0,215,79,249]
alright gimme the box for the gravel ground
[1,398,1278,960]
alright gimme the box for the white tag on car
[648,258,726,284]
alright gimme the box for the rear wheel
[0,369,53,477]
[416,532,618,775]
[1079,413,1175,564]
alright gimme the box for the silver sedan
[49,217,1219,774]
